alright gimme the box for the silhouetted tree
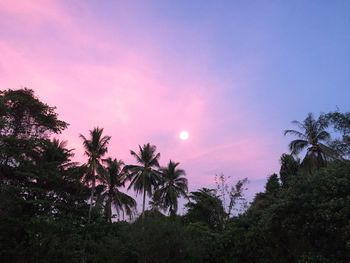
[279,154,300,188]
[185,188,226,230]
[323,111,350,159]
[284,113,338,173]
[99,158,136,222]
[126,143,161,222]
[0,88,67,167]
[215,174,248,217]
[157,160,188,216]
[80,127,111,222]
[265,173,280,196]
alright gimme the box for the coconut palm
[148,190,163,212]
[126,143,161,220]
[284,113,339,173]
[157,160,188,216]
[99,157,136,222]
[80,127,111,222]
[38,138,73,169]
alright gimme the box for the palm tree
[99,157,136,222]
[126,143,161,221]
[148,189,163,212]
[80,127,111,222]
[284,113,339,173]
[39,138,74,169]
[157,160,188,216]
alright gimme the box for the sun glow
[179,130,189,141]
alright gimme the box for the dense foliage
[0,89,349,262]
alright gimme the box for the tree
[37,138,74,168]
[279,153,300,188]
[215,174,248,217]
[260,161,350,262]
[80,127,111,222]
[0,88,67,167]
[284,113,339,174]
[323,111,350,159]
[185,188,226,230]
[126,143,161,221]
[99,158,136,222]
[0,138,89,263]
[265,173,280,196]
[0,88,67,138]
[157,160,188,216]
[148,190,163,213]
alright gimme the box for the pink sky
[0,1,300,202]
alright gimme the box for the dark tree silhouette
[99,157,136,222]
[279,154,300,188]
[157,160,188,216]
[284,113,339,173]
[126,143,161,221]
[80,127,110,222]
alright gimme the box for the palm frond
[316,130,331,141]
[289,139,308,155]
[318,143,343,161]
[284,129,307,139]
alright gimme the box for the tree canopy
[0,88,349,263]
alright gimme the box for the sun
[179,130,189,141]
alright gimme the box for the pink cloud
[0,0,283,200]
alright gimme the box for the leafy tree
[228,161,350,263]
[323,111,350,159]
[215,174,248,217]
[284,113,339,173]
[261,161,350,262]
[0,88,67,138]
[126,143,161,221]
[148,190,164,213]
[0,140,88,262]
[185,188,226,230]
[184,222,225,262]
[279,153,299,188]
[0,88,67,167]
[99,158,136,222]
[129,217,187,263]
[157,160,188,216]
[80,127,111,222]
[265,173,280,196]
[38,139,73,167]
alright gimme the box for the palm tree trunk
[141,188,147,263]
[170,208,175,219]
[88,178,95,223]
[107,192,112,223]
[82,177,95,263]
[142,187,146,224]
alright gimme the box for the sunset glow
[0,1,349,198]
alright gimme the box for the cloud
[0,0,282,196]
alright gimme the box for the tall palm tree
[80,127,111,222]
[126,143,161,221]
[284,113,339,173]
[99,157,136,222]
[157,160,188,216]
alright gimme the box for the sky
[0,1,349,203]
